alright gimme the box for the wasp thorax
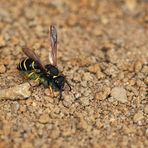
[45,64,59,76]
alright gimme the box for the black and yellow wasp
[17,25,71,98]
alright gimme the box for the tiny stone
[134,61,142,73]
[19,105,27,113]
[0,83,31,100]
[0,36,6,47]
[44,88,51,96]
[96,71,105,80]
[95,87,111,101]
[29,80,40,87]
[0,64,6,74]
[39,113,50,124]
[92,27,103,36]
[83,72,93,81]
[50,129,60,139]
[118,72,124,80]
[0,141,7,148]
[100,16,109,24]
[111,87,127,103]
[144,77,148,85]
[67,14,78,26]
[33,43,41,50]
[80,96,90,106]
[108,97,114,102]
[81,81,87,87]
[88,64,101,73]
[21,141,33,148]
[125,0,137,11]
[146,129,148,137]
[62,94,75,108]
[75,92,81,99]
[144,106,148,114]
[4,33,10,41]
[129,79,136,86]
[133,111,144,122]
[11,101,20,114]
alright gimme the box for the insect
[17,25,71,98]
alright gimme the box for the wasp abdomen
[17,58,38,71]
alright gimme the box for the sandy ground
[0,0,147,148]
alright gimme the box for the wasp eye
[54,76,65,90]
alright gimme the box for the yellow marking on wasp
[28,72,35,78]
[24,58,28,71]
[32,61,35,69]
[20,62,22,70]
[35,76,40,82]
[53,76,58,78]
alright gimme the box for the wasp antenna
[65,80,72,91]
[59,91,63,100]
[49,25,58,66]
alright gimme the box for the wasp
[17,25,71,98]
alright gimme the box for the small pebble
[67,14,78,26]
[144,77,148,85]
[0,141,7,148]
[19,105,27,113]
[125,0,137,11]
[0,36,6,47]
[88,64,101,73]
[0,64,6,74]
[39,113,50,124]
[62,94,75,108]
[146,129,148,137]
[100,16,109,24]
[11,101,20,114]
[44,88,51,96]
[144,106,148,114]
[95,87,111,101]
[134,61,142,73]
[0,83,31,100]
[92,27,103,36]
[29,79,40,87]
[82,72,93,81]
[96,71,105,80]
[50,129,60,139]
[80,96,90,106]
[21,141,33,148]
[111,87,127,103]
[133,111,144,122]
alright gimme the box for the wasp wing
[22,47,46,71]
[49,25,57,66]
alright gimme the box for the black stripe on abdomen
[17,58,40,71]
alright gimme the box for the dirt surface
[0,0,148,148]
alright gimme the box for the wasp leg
[21,73,33,86]
[49,86,54,97]
[29,76,40,86]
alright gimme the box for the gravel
[111,87,128,103]
[38,113,50,124]
[0,64,6,74]
[133,111,144,122]
[0,0,147,147]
